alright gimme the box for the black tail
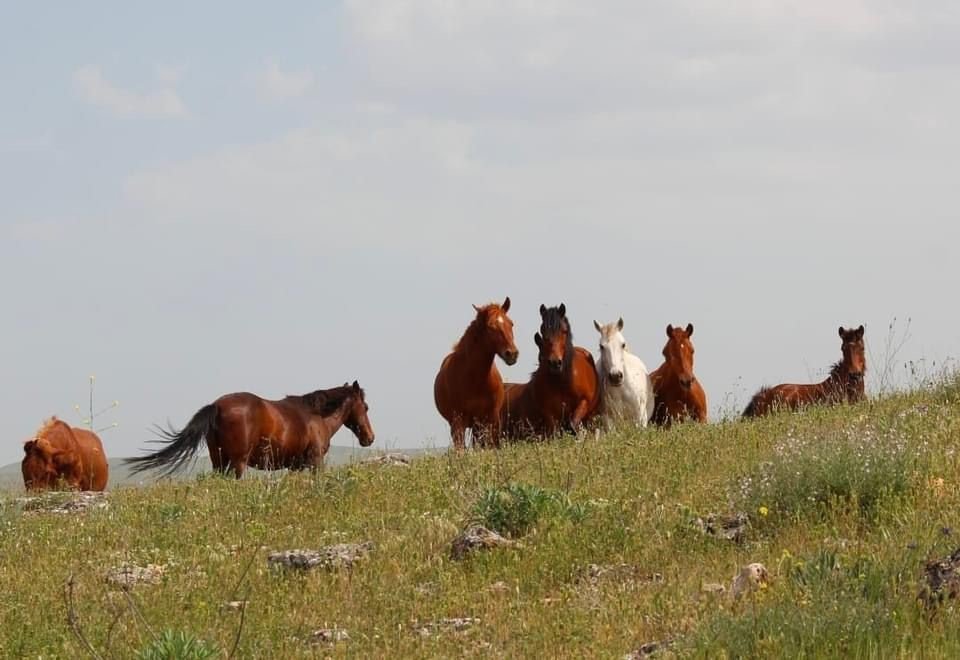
[742,389,766,418]
[125,404,218,478]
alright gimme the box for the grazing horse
[21,417,108,491]
[743,325,866,418]
[434,297,519,449]
[125,382,374,478]
[502,304,600,439]
[594,318,655,428]
[650,323,708,426]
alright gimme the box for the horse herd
[18,297,867,492]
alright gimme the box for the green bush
[135,630,220,660]
[470,482,587,537]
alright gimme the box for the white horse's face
[595,319,627,387]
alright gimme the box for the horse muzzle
[547,359,564,373]
[500,350,519,366]
[608,371,624,386]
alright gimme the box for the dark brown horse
[650,323,708,426]
[502,303,600,439]
[743,325,866,418]
[125,382,374,478]
[434,297,519,450]
[21,417,109,491]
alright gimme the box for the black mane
[291,385,361,416]
[538,305,575,378]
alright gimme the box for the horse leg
[230,459,247,479]
[206,438,230,475]
[450,417,467,451]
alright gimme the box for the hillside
[1,378,959,657]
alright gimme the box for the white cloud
[254,61,315,102]
[72,65,187,119]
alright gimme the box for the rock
[484,580,511,594]
[309,628,350,643]
[624,639,674,658]
[414,617,480,637]
[106,563,166,588]
[267,542,373,571]
[362,453,411,467]
[221,601,247,612]
[731,563,769,600]
[919,547,960,610]
[693,513,748,543]
[17,491,109,514]
[450,525,521,560]
[700,582,726,595]
[583,563,664,586]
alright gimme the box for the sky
[2,1,958,466]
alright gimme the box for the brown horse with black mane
[743,325,866,418]
[434,297,519,449]
[22,417,108,491]
[650,323,708,427]
[501,303,600,439]
[125,382,374,478]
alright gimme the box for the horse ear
[666,324,674,337]
[685,323,694,337]
[472,303,482,313]
[838,326,845,338]
[501,296,511,312]
[23,441,34,455]
[617,317,624,331]
[558,303,566,317]
[856,325,864,338]
[534,332,542,348]
[593,320,602,333]
[539,304,547,316]
[351,380,360,391]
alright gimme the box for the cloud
[254,60,315,102]
[72,65,187,119]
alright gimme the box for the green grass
[1,377,959,658]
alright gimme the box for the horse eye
[621,343,626,349]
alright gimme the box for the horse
[594,318,655,429]
[125,381,374,479]
[501,303,600,439]
[743,325,866,418]
[21,417,108,491]
[650,323,708,426]
[433,297,519,450]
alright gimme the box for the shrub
[470,483,587,538]
[135,630,220,660]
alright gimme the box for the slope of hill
[1,378,959,657]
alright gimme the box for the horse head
[21,418,80,490]
[342,381,375,447]
[594,317,627,386]
[663,323,696,389]
[472,296,519,365]
[536,303,573,375]
[839,325,866,385]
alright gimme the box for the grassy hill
[1,378,959,657]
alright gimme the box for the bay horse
[502,304,600,439]
[21,417,109,491]
[743,325,866,418]
[594,318,655,428]
[433,297,518,450]
[650,323,708,426]
[125,381,374,478]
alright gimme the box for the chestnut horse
[434,297,519,450]
[650,323,708,426]
[21,417,108,491]
[743,325,866,418]
[125,382,374,478]
[502,304,600,439]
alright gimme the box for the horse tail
[125,404,218,477]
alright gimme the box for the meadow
[1,375,959,658]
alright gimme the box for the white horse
[594,318,655,428]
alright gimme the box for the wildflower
[758,506,769,517]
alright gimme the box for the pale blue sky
[2,1,958,466]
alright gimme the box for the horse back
[72,427,109,491]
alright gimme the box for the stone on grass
[624,638,674,658]
[309,628,350,643]
[106,563,166,588]
[919,547,960,610]
[17,491,109,514]
[267,542,373,571]
[414,617,480,637]
[731,563,769,600]
[693,512,748,543]
[450,525,521,560]
[362,453,411,467]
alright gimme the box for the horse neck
[316,401,351,437]
[818,366,849,401]
[455,324,497,373]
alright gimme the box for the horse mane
[293,385,361,416]
[537,306,575,378]
[453,303,499,351]
[31,416,67,443]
